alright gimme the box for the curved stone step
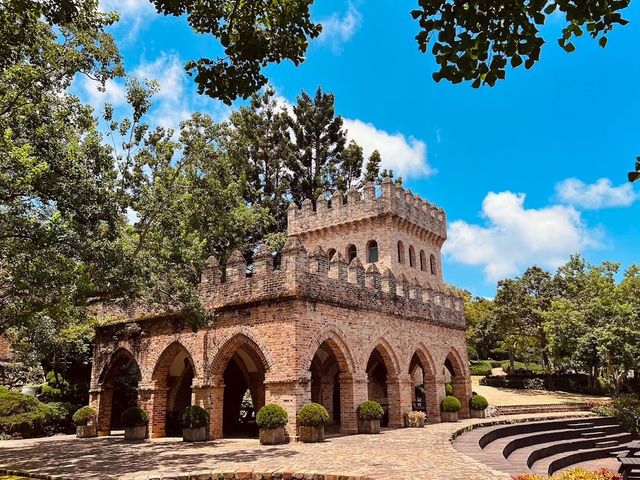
[532,444,632,476]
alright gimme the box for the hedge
[480,374,607,395]
[72,406,96,426]
[469,363,492,376]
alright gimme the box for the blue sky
[78,0,640,298]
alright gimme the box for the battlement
[287,178,447,242]
[95,238,465,330]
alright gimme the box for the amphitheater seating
[456,416,634,477]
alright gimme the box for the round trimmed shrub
[441,395,461,412]
[357,401,384,421]
[470,395,488,411]
[72,406,96,426]
[445,383,453,396]
[256,404,288,430]
[120,406,148,428]
[180,406,209,429]
[297,403,329,427]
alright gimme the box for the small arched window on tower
[430,254,437,275]
[397,241,405,264]
[420,250,426,272]
[367,240,378,263]
[327,248,336,261]
[347,245,357,263]
[409,245,416,268]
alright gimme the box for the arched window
[347,245,357,263]
[409,245,415,268]
[430,254,437,275]
[420,250,426,272]
[367,240,378,263]
[397,241,405,264]
[327,248,336,260]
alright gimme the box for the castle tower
[287,178,447,289]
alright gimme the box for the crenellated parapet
[96,238,465,330]
[287,178,447,245]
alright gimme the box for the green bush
[523,378,545,390]
[500,361,527,372]
[526,363,543,373]
[256,404,288,430]
[297,403,329,427]
[445,383,453,396]
[467,345,479,361]
[489,360,502,368]
[0,388,74,438]
[469,363,492,376]
[72,406,96,426]
[120,406,148,428]
[441,395,461,412]
[470,394,488,411]
[357,401,384,421]
[180,406,209,429]
[39,372,70,402]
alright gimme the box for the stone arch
[397,241,405,264]
[364,337,402,427]
[210,332,272,377]
[409,245,416,268]
[94,347,141,436]
[420,250,427,271]
[305,324,356,376]
[443,346,471,418]
[444,346,467,378]
[408,344,439,422]
[430,253,437,275]
[151,341,198,383]
[367,240,379,263]
[364,337,400,375]
[346,244,357,263]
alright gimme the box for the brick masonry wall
[0,334,13,361]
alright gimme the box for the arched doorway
[151,342,195,437]
[96,348,141,436]
[310,341,342,433]
[409,348,438,422]
[220,341,267,438]
[409,353,426,413]
[366,348,390,426]
[443,349,471,418]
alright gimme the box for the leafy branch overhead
[411,0,630,88]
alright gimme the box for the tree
[629,157,640,183]
[147,0,321,105]
[464,294,498,361]
[411,0,630,88]
[362,150,382,185]
[336,140,364,192]
[287,87,348,206]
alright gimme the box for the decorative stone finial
[283,235,304,252]
[205,255,220,269]
[227,250,246,264]
[254,244,272,259]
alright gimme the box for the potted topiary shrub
[441,395,461,422]
[181,405,209,442]
[256,404,288,445]
[73,406,97,438]
[297,403,329,443]
[406,411,426,428]
[470,394,489,418]
[121,406,148,440]
[358,401,384,434]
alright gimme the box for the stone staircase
[455,416,634,477]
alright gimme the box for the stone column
[425,374,441,423]
[138,382,168,438]
[320,376,335,422]
[339,373,367,434]
[453,376,473,419]
[90,386,113,436]
[265,377,311,438]
[192,377,224,439]
[386,374,412,428]
[433,374,448,423]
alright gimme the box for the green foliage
[0,388,73,438]
[630,157,640,183]
[500,361,528,372]
[180,406,209,429]
[592,395,640,436]
[411,0,630,88]
[469,362,492,376]
[441,395,461,412]
[39,372,70,402]
[72,406,96,426]
[445,383,453,396]
[120,406,148,428]
[256,404,288,430]
[357,401,384,421]
[470,395,489,411]
[297,403,330,427]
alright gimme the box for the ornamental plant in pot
[297,403,329,443]
[358,401,384,434]
[256,404,288,445]
[470,394,488,418]
[73,406,97,438]
[121,406,148,440]
[441,395,461,422]
[181,405,209,442]
[406,410,426,428]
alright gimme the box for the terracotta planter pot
[124,425,147,440]
[358,419,381,434]
[259,427,286,445]
[470,409,486,418]
[406,416,425,428]
[299,425,324,443]
[76,425,97,438]
[183,426,207,442]
[441,411,458,422]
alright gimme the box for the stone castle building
[89,178,472,439]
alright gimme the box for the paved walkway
[0,412,594,480]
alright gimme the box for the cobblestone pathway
[0,412,590,480]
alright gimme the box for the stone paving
[0,412,594,480]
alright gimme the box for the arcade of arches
[91,325,472,439]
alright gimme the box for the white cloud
[77,77,127,110]
[444,191,600,281]
[99,0,156,40]
[318,3,362,53]
[555,177,638,209]
[343,118,435,179]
